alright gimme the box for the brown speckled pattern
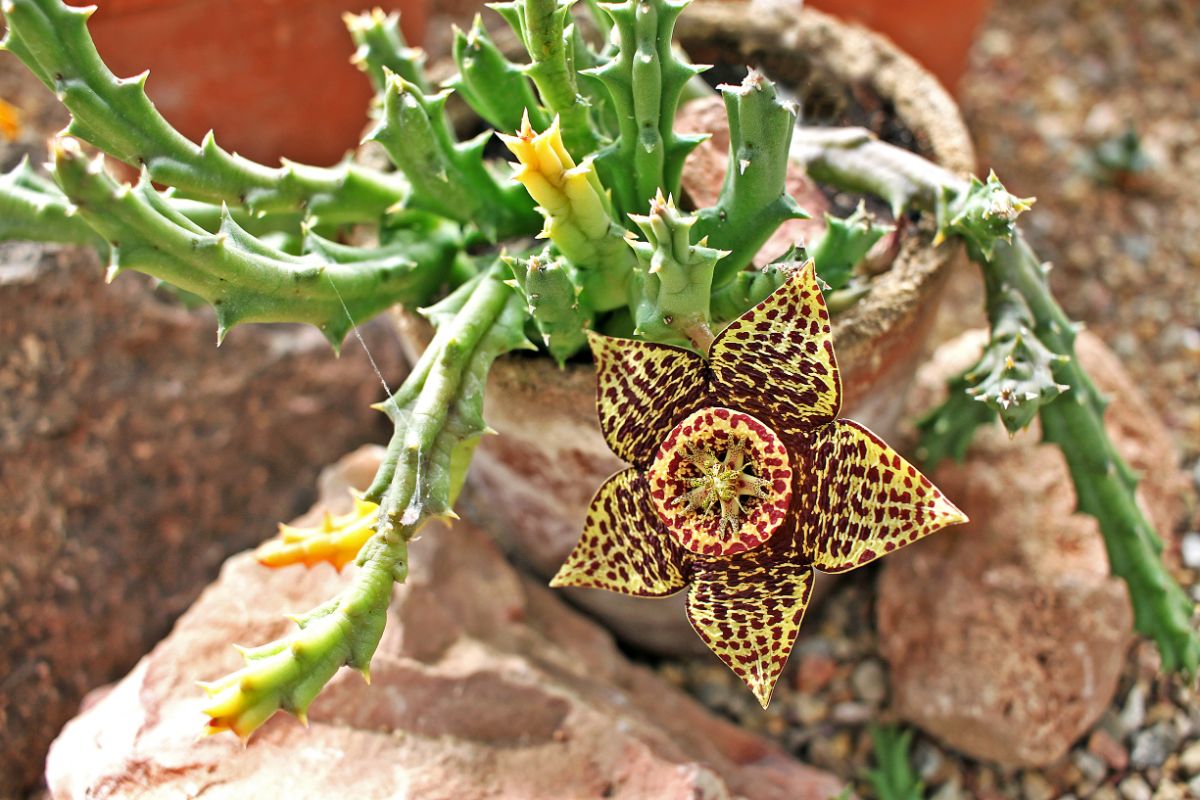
[587,330,710,468]
[798,419,966,573]
[550,468,688,598]
[687,535,815,708]
[709,264,842,435]
[554,263,967,706]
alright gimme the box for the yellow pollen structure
[648,407,794,558]
[672,442,775,543]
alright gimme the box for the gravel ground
[660,1,1200,798]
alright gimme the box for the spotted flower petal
[798,419,968,573]
[686,530,814,708]
[709,262,841,437]
[589,330,709,468]
[551,468,690,597]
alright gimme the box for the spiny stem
[346,7,429,96]
[492,0,599,158]
[367,75,538,241]
[204,260,533,740]
[50,138,453,349]
[791,125,1200,676]
[365,260,534,527]
[586,0,709,216]
[695,70,807,284]
[448,14,548,134]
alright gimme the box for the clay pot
[400,3,974,655]
[66,0,428,167]
[767,0,993,92]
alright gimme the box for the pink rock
[47,447,847,800]
[877,330,1185,767]
[0,242,405,796]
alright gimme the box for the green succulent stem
[792,124,1200,675]
[627,191,726,349]
[1,157,316,254]
[50,138,454,348]
[449,16,549,134]
[364,260,534,528]
[586,0,708,216]
[0,156,106,246]
[200,529,407,736]
[0,0,411,224]
[346,7,429,96]
[368,76,538,241]
[810,202,892,292]
[492,0,598,158]
[203,260,532,739]
[709,264,788,326]
[505,249,592,365]
[695,71,807,285]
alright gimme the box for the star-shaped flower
[551,262,968,706]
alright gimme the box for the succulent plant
[1,0,1193,740]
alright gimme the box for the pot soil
[65,0,428,167]
[399,2,975,655]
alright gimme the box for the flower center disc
[647,407,793,556]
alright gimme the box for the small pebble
[1121,683,1149,733]
[1089,728,1130,770]
[1189,775,1200,799]
[1073,748,1108,784]
[930,781,963,800]
[1152,782,1187,800]
[914,739,945,781]
[1092,787,1121,800]
[790,694,829,726]
[1181,532,1200,569]
[850,659,887,705]
[1131,722,1181,769]
[809,730,853,770]
[1180,741,1200,775]
[1118,774,1152,800]
[1020,770,1054,800]
[830,701,872,725]
[794,653,838,692]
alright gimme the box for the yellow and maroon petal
[551,468,690,597]
[647,407,793,557]
[797,419,968,573]
[686,532,814,708]
[589,330,709,468]
[708,262,841,437]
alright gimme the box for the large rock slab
[877,330,1185,767]
[47,447,847,800]
[0,243,403,795]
